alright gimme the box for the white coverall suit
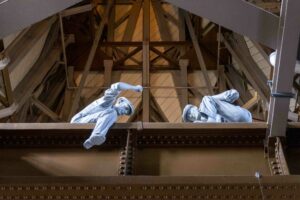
[71,83,121,149]
[198,89,252,122]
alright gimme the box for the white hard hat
[269,51,277,67]
[116,97,134,115]
[182,104,197,122]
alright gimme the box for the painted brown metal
[0,123,268,148]
[0,176,299,199]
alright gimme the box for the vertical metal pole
[268,0,300,137]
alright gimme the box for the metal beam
[0,0,83,38]
[1,176,300,199]
[165,0,279,49]
[0,122,268,148]
[268,0,300,137]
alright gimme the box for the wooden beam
[31,96,61,122]
[243,92,258,110]
[179,59,189,109]
[114,47,141,65]
[68,1,113,120]
[218,65,227,92]
[36,77,66,122]
[122,0,142,43]
[222,33,270,103]
[4,17,56,73]
[142,0,150,122]
[13,22,62,112]
[251,40,273,79]
[1,67,13,105]
[61,4,93,17]
[184,12,214,95]
[113,47,142,67]
[224,65,252,105]
[151,0,172,41]
[178,8,185,57]
[0,94,8,107]
[107,3,115,57]
[104,60,113,87]
[114,9,130,28]
[61,67,75,121]
[149,47,180,68]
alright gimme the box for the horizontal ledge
[0,122,268,130]
[1,175,300,184]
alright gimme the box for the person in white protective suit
[182,89,252,123]
[71,82,143,149]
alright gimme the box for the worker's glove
[134,85,143,92]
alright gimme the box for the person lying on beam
[182,89,252,123]
[71,82,143,149]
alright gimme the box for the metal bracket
[271,92,295,98]
[267,80,294,98]
[267,80,273,88]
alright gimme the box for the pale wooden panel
[162,4,179,41]
[188,71,217,96]
[74,72,104,99]
[115,5,131,22]
[8,27,50,89]
[245,37,271,78]
[151,72,181,122]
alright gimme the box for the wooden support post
[1,66,13,106]
[151,0,172,41]
[184,12,214,95]
[62,67,75,121]
[151,0,179,63]
[179,59,189,109]
[142,0,150,122]
[121,0,142,54]
[218,65,227,92]
[107,4,115,57]
[68,1,113,120]
[178,8,186,57]
[104,60,113,87]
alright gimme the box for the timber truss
[0,0,300,199]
